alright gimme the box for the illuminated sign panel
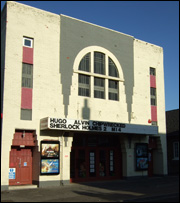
[40,117,158,135]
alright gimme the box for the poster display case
[135,143,148,171]
[40,141,60,175]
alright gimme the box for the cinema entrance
[70,133,122,182]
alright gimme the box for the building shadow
[82,99,90,120]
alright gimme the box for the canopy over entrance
[40,117,158,135]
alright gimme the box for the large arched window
[79,53,90,72]
[74,46,124,101]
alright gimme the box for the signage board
[40,117,158,135]
[9,168,16,179]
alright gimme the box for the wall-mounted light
[22,130,25,138]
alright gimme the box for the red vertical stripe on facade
[23,47,33,64]
[21,88,32,109]
[150,75,156,88]
[151,106,157,121]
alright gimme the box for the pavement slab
[1,176,179,202]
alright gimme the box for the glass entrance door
[99,150,106,177]
[70,148,87,181]
[70,134,122,182]
[70,147,121,182]
[78,150,86,178]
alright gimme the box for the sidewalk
[1,175,179,202]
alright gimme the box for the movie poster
[136,158,148,170]
[136,144,148,157]
[41,159,59,174]
[135,143,148,170]
[41,143,59,158]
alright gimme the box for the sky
[1,1,179,111]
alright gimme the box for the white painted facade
[1,1,167,190]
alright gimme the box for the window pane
[21,109,32,120]
[94,77,105,99]
[150,87,156,96]
[109,80,118,101]
[22,63,33,88]
[150,67,156,76]
[79,53,90,72]
[78,74,90,97]
[89,151,96,177]
[151,121,157,126]
[94,52,105,75]
[23,37,33,48]
[109,58,119,77]
[24,39,31,47]
[150,87,156,106]
[109,150,115,176]
[151,98,156,106]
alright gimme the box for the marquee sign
[40,117,158,135]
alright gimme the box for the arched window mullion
[108,80,119,101]
[79,53,90,72]
[94,52,105,75]
[108,57,119,78]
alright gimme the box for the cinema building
[1,1,167,190]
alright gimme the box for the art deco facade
[1,1,167,190]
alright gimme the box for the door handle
[19,158,21,168]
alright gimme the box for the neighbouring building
[166,109,179,175]
[1,1,167,191]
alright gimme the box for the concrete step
[9,185,37,190]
